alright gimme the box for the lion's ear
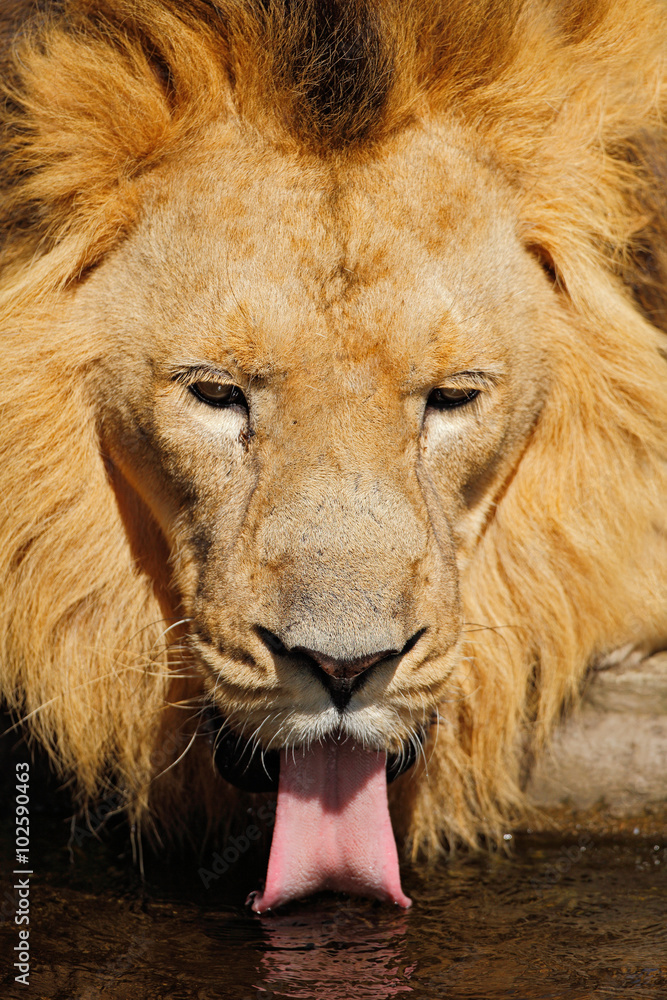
[619,134,667,335]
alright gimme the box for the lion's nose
[295,646,398,712]
[257,627,426,711]
[296,646,397,681]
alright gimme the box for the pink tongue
[250,736,411,912]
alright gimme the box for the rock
[526,652,667,831]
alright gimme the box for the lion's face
[77,120,550,756]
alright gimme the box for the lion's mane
[1,0,666,853]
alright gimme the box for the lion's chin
[246,734,411,912]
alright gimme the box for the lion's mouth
[205,707,425,793]
[205,709,423,910]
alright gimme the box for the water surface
[1,810,665,1000]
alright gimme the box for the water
[1,813,665,1000]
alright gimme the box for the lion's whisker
[150,618,194,650]
[150,726,199,784]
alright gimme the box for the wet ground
[0,807,665,1000]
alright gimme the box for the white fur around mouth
[205,706,428,793]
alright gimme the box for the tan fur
[1,0,666,856]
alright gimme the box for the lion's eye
[190,381,247,408]
[427,387,480,409]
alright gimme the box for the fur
[1,0,666,856]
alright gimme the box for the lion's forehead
[123,124,525,382]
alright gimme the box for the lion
[1,0,666,910]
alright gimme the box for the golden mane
[1,0,666,853]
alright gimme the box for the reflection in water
[255,901,415,999]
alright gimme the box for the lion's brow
[168,363,237,385]
[167,359,281,384]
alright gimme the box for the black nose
[297,645,400,711]
[296,645,398,681]
[257,627,426,711]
